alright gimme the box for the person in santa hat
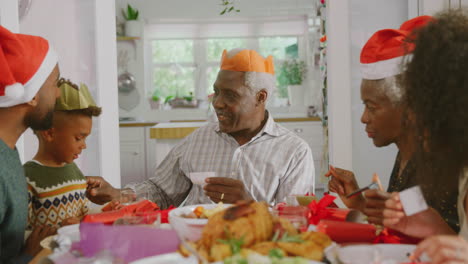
[324,15,462,231]
[0,26,61,263]
[383,10,468,262]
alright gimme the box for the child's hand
[60,217,80,226]
[23,225,57,257]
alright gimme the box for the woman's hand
[383,192,455,238]
[362,189,391,225]
[325,166,366,210]
[413,235,468,264]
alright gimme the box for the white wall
[115,0,318,122]
[19,0,121,187]
[20,0,100,176]
[348,0,408,188]
[115,0,315,20]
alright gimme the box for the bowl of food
[285,194,318,206]
[169,203,230,241]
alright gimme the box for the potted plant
[148,90,161,110]
[168,92,198,108]
[122,4,141,37]
[278,59,307,106]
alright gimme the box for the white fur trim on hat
[360,55,411,80]
[4,83,25,99]
[0,45,58,107]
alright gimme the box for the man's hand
[23,225,57,257]
[86,176,120,205]
[325,166,366,210]
[203,177,252,203]
[362,189,391,224]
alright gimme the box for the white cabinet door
[120,127,146,186]
[120,143,146,187]
[278,122,324,185]
[145,127,158,179]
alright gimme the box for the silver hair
[226,48,276,101]
[365,75,403,104]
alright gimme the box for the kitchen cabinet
[120,127,146,186]
[278,122,324,181]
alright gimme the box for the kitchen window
[144,17,311,112]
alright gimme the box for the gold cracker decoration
[55,79,97,111]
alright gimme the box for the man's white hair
[226,48,276,101]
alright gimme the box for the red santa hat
[360,15,433,80]
[0,26,58,107]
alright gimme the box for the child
[25,79,102,228]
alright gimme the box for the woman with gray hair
[326,15,458,232]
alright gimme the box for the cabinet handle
[133,151,139,155]
[294,128,303,133]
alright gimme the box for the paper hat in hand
[220,49,275,75]
[55,79,97,111]
[0,26,58,107]
[360,15,433,80]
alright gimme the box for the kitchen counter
[146,117,322,139]
[119,122,158,127]
[119,116,321,128]
[150,122,207,139]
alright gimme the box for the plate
[169,203,231,241]
[40,235,56,250]
[130,252,325,264]
[129,252,198,264]
[327,244,430,264]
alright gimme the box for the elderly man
[0,26,61,263]
[87,48,314,208]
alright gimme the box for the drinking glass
[272,205,310,232]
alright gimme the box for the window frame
[143,20,311,120]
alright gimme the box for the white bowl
[169,203,230,241]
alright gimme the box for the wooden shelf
[117,36,140,41]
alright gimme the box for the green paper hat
[55,80,98,111]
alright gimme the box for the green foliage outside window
[152,40,193,63]
[151,37,303,104]
[207,38,247,61]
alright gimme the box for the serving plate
[130,252,325,264]
[325,244,430,264]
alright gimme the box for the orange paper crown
[220,49,275,75]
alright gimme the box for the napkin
[78,223,180,262]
